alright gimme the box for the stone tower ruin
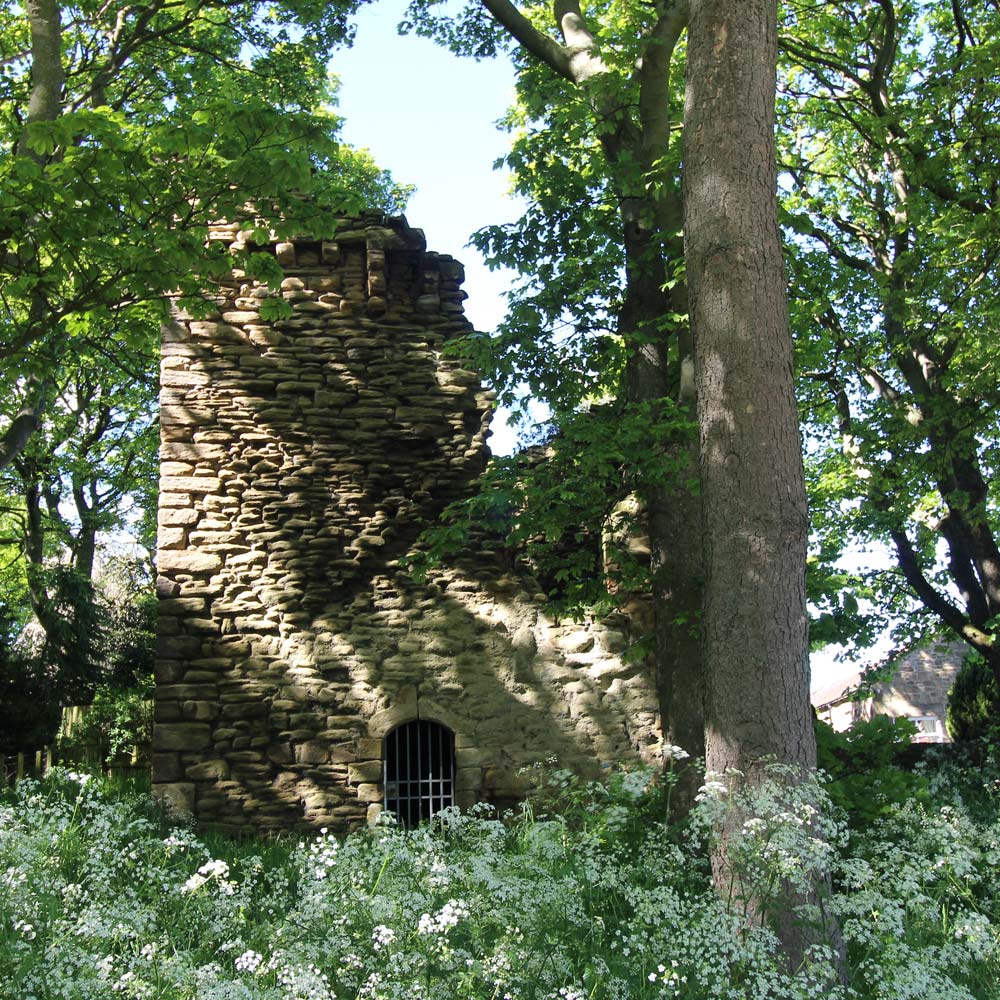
[154,213,661,832]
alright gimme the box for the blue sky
[333,0,520,338]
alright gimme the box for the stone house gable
[812,638,965,742]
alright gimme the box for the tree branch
[889,525,993,652]
[16,0,64,160]
[788,211,879,277]
[480,0,573,79]
[638,1,688,163]
[0,406,43,472]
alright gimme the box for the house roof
[810,638,967,710]
[811,663,866,709]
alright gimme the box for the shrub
[815,715,929,827]
[0,654,61,754]
[100,589,156,689]
[57,674,154,764]
[947,651,1000,743]
[0,606,60,753]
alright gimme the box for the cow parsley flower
[181,858,235,895]
[13,919,36,940]
[235,949,264,973]
[371,925,396,950]
[417,899,469,935]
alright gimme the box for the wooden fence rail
[3,704,150,788]
[2,746,57,786]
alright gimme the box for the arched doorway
[383,719,455,826]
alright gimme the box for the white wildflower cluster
[694,763,846,901]
[646,961,685,988]
[830,782,1000,997]
[2,866,27,890]
[426,856,450,888]
[550,986,587,1000]
[2,752,999,1000]
[696,771,730,801]
[61,882,84,903]
[275,960,334,1000]
[370,924,396,951]
[309,827,340,881]
[13,918,37,940]
[516,753,559,777]
[181,858,236,895]
[162,832,202,852]
[662,745,690,764]
[111,969,153,997]
[234,948,264,973]
[417,898,469,935]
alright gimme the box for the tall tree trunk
[618,198,706,782]
[1,0,65,470]
[683,0,824,963]
[648,442,704,792]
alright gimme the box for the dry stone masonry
[154,213,662,832]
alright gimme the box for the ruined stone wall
[154,214,661,832]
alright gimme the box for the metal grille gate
[383,719,455,827]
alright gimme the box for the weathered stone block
[158,527,186,549]
[157,636,201,658]
[160,476,221,494]
[185,759,230,781]
[159,508,200,527]
[155,782,195,817]
[221,702,268,721]
[294,741,329,764]
[188,321,242,342]
[152,753,183,782]
[267,743,293,764]
[160,404,215,426]
[329,743,359,764]
[154,660,185,684]
[159,680,217,699]
[154,723,213,752]
[156,615,179,636]
[347,760,382,783]
[162,369,210,388]
[157,551,222,574]
[159,491,193,507]
[154,700,182,723]
[182,700,220,722]
[355,783,383,803]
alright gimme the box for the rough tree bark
[683,0,824,962]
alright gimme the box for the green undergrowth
[1,751,998,1000]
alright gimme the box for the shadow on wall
[154,219,661,832]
